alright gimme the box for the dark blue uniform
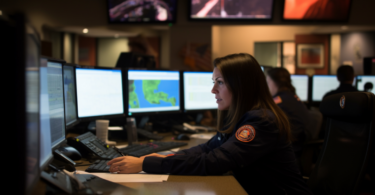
[323,83,358,99]
[273,91,309,157]
[143,109,313,194]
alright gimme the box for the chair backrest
[308,92,375,195]
[305,109,323,141]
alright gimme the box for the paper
[75,171,169,183]
[108,126,123,131]
[190,133,215,140]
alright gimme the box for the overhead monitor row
[106,0,352,23]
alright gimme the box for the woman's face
[211,68,232,110]
[266,75,278,96]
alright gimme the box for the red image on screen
[284,0,351,20]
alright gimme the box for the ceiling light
[83,28,89,33]
[341,26,348,30]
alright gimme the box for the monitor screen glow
[63,65,78,126]
[356,75,375,94]
[190,0,274,20]
[76,68,124,118]
[183,72,216,111]
[312,75,340,101]
[291,75,308,102]
[128,70,180,114]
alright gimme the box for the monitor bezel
[75,65,126,121]
[63,63,81,129]
[126,69,182,117]
[188,0,275,22]
[106,0,178,24]
[182,70,217,113]
[281,0,353,23]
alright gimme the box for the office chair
[307,92,375,195]
[305,109,323,141]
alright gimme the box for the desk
[72,132,248,195]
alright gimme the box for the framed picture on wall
[297,44,324,68]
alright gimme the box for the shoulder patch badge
[235,125,256,142]
[340,95,345,109]
[273,96,282,104]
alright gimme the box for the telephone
[52,149,76,172]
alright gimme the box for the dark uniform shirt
[143,109,313,195]
[273,91,309,156]
[323,83,358,99]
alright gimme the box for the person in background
[266,67,309,158]
[323,65,358,99]
[107,53,313,194]
[364,82,373,92]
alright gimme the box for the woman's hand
[141,153,168,159]
[107,156,144,174]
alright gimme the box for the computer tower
[363,57,375,75]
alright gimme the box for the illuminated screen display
[291,75,308,102]
[76,68,124,118]
[107,0,177,23]
[356,75,375,94]
[183,72,216,111]
[283,0,351,20]
[63,65,78,126]
[190,0,274,19]
[312,75,340,101]
[128,70,180,114]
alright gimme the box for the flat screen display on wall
[190,0,274,20]
[107,0,177,23]
[283,0,351,21]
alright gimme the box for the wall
[97,38,129,67]
[340,32,375,75]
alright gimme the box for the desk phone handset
[52,149,76,172]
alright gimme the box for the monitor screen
[76,68,124,118]
[283,0,351,21]
[190,0,274,20]
[183,71,216,111]
[312,75,340,101]
[63,65,78,127]
[40,59,66,151]
[356,75,375,94]
[128,70,180,115]
[107,0,177,23]
[291,75,309,102]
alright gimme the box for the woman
[108,53,312,194]
[266,67,309,157]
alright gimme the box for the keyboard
[86,160,111,172]
[119,141,188,157]
[137,128,164,140]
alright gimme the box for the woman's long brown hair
[267,67,296,95]
[214,53,292,142]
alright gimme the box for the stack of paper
[75,171,169,183]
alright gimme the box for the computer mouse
[59,146,82,161]
[176,134,190,141]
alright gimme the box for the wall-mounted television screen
[107,0,177,23]
[283,0,351,21]
[190,0,274,20]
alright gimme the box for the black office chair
[307,92,375,195]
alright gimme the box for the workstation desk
[71,132,248,195]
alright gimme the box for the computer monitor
[76,67,125,119]
[312,75,340,102]
[127,70,180,115]
[291,75,309,102]
[356,75,375,94]
[40,57,66,153]
[183,71,216,111]
[63,64,79,128]
[3,13,41,194]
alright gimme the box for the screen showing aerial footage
[190,0,274,19]
[107,0,177,23]
[283,0,351,20]
[128,70,180,114]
